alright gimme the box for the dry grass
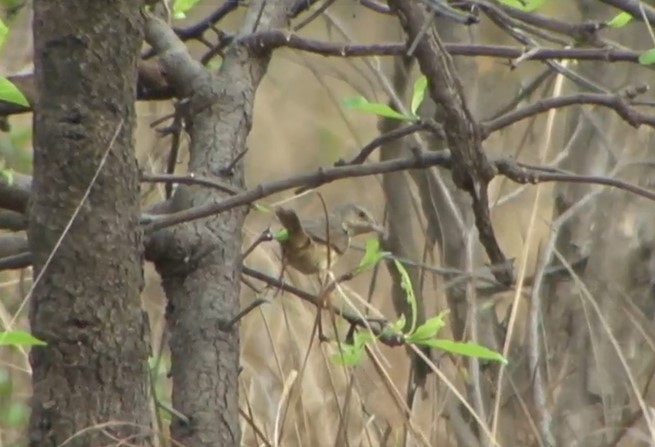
[1,1,655,446]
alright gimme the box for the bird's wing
[302,219,350,255]
[275,207,311,248]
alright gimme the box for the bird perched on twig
[275,203,385,275]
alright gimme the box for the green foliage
[0,402,27,427]
[414,339,507,363]
[252,203,271,213]
[393,259,418,334]
[0,18,8,50]
[342,96,415,121]
[0,368,28,428]
[406,312,447,341]
[497,0,546,11]
[607,11,633,28]
[342,75,429,122]
[0,166,12,185]
[331,248,507,368]
[173,0,203,19]
[274,228,289,242]
[410,76,427,116]
[0,76,27,107]
[330,331,373,366]
[639,48,655,65]
[0,330,46,346]
[206,55,223,71]
[355,238,390,274]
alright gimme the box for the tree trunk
[28,1,152,446]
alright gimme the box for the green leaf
[497,0,546,11]
[206,56,223,71]
[0,76,28,106]
[410,76,427,116]
[0,330,46,346]
[607,11,633,28]
[416,338,507,363]
[173,0,203,19]
[356,238,389,273]
[331,344,364,366]
[330,331,371,366]
[639,48,655,65]
[252,203,271,213]
[1,402,28,426]
[0,168,13,185]
[393,259,417,333]
[0,18,8,50]
[342,96,416,122]
[407,312,448,341]
[274,228,288,242]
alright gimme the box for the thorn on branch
[219,148,249,177]
[242,228,274,260]
[222,297,270,330]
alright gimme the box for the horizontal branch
[143,149,655,233]
[0,171,32,213]
[241,266,403,346]
[238,30,642,62]
[483,86,655,135]
[0,37,645,118]
[0,59,174,116]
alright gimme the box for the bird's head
[333,203,385,237]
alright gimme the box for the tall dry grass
[1,1,654,446]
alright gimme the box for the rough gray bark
[143,1,295,445]
[27,1,151,446]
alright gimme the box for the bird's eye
[358,210,366,219]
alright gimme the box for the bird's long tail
[275,207,309,248]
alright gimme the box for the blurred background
[2,0,655,446]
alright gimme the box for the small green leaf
[331,345,364,366]
[387,313,406,335]
[356,238,389,273]
[639,48,655,65]
[416,338,507,363]
[1,402,28,427]
[206,56,223,71]
[173,0,203,19]
[607,11,633,28]
[410,76,427,116]
[393,259,417,333]
[0,330,46,346]
[342,96,416,121]
[0,76,28,106]
[0,168,13,185]
[497,0,545,11]
[274,228,288,242]
[331,331,371,366]
[407,312,447,341]
[353,330,374,348]
[0,18,8,50]
[252,203,271,213]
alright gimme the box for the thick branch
[0,171,31,213]
[388,0,513,285]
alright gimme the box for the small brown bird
[275,203,384,275]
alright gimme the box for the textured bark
[28,1,151,446]
[143,1,294,445]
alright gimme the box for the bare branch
[483,85,655,135]
[0,171,31,213]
